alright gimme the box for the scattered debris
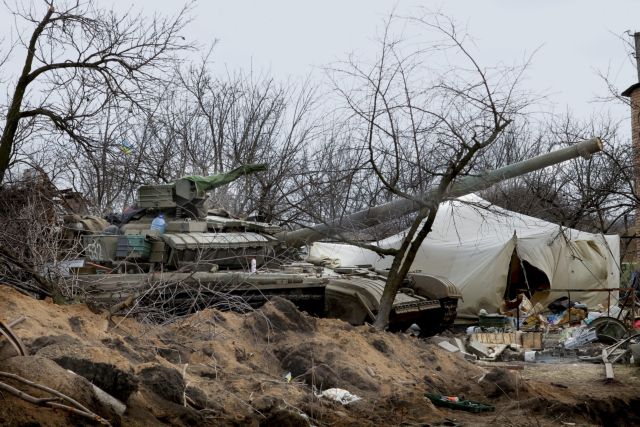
[465,285,639,371]
[563,328,598,349]
[317,388,361,405]
[601,334,640,381]
[438,341,460,353]
[425,393,495,413]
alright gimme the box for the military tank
[69,165,327,318]
[69,138,603,334]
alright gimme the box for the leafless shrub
[130,278,261,325]
[0,175,83,297]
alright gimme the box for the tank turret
[136,164,267,218]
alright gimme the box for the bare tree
[113,57,320,224]
[483,114,637,257]
[304,13,532,329]
[0,0,193,184]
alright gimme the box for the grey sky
[5,1,640,129]
[116,0,638,127]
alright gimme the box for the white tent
[309,195,620,321]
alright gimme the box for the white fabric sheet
[309,195,620,320]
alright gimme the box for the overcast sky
[2,1,638,132]
[101,0,639,126]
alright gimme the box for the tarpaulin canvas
[309,195,620,321]
[181,164,267,193]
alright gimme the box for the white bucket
[524,351,536,362]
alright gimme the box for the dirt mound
[1,284,640,426]
[479,367,525,398]
[276,340,379,392]
[259,408,311,427]
[1,356,121,425]
[56,356,138,401]
[244,296,317,340]
[512,395,640,427]
[139,365,185,404]
[29,334,82,353]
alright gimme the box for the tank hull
[74,271,327,320]
[72,267,457,335]
[324,272,459,335]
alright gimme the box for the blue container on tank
[150,213,166,234]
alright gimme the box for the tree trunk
[0,108,23,183]
[0,6,54,184]
[373,206,439,329]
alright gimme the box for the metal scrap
[601,333,640,381]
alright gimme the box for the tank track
[416,297,459,337]
[440,297,459,329]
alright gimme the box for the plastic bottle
[150,213,166,234]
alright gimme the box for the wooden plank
[522,332,543,350]
[602,348,614,381]
[604,362,614,380]
[472,332,518,346]
[475,361,524,370]
[473,331,546,348]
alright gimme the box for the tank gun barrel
[278,137,603,247]
[175,164,267,195]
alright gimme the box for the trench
[519,395,640,427]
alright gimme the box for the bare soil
[0,284,638,426]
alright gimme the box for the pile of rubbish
[435,293,640,381]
